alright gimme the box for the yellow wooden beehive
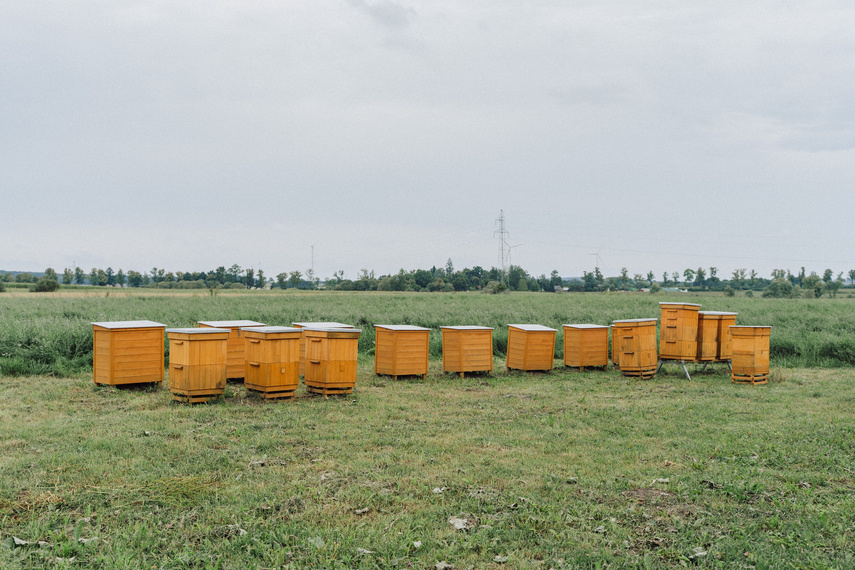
[292,321,354,376]
[716,312,738,361]
[374,325,430,379]
[696,312,721,362]
[611,324,619,367]
[659,302,701,361]
[730,326,771,385]
[302,327,362,395]
[506,324,556,372]
[166,328,229,403]
[696,311,738,362]
[198,320,265,380]
[91,320,166,386]
[440,326,493,378]
[241,326,302,399]
[563,324,609,369]
[613,318,658,379]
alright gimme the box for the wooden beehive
[716,312,738,361]
[166,328,229,403]
[613,318,658,379]
[441,326,494,378]
[696,311,738,362]
[563,324,609,369]
[506,324,556,372]
[696,312,721,362]
[659,302,701,361]
[730,326,771,385]
[91,320,166,386]
[611,324,619,367]
[292,321,354,376]
[242,326,302,399]
[198,320,265,380]
[374,325,430,379]
[302,327,362,395]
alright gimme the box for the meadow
[3,288,855,377]
[1,290,855,568]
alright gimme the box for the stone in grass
[448,515,477,531]
[435,563,454,570]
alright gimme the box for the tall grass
[2,289,855,376]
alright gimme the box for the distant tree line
[3,263,853,298]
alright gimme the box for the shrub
[724,286,735,297]
[31,277,60,292]
[0,281,5,293]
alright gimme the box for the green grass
[3,289,855,377]
[1,362,854,568]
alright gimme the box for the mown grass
[1,361,854,568]
[3,289,855,377]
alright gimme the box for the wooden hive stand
[166,328,229,404]
[302,327,362,396]
[292,322,354,377]
[440,326,494,378]
[241,326,302,400]
[613,318,658,380]
[506,324,556,372]
[696,311,738,372]
[91,320,166,387]
[198,320,265,381]
[730,326,771,385]
[374,325,430,380]
[656,302,701,380]
[563,324,609,371]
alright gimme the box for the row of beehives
[90,304,771,404]
[92,320,365,403]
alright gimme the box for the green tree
[276,272,288,289]
[105,267,115,286]
[823,269,833,283]
[763,278,794,298]
[709,267,719,287]
[695,267,706,288]
[849,269,855,285]
[827,278,843,298]
[619,267,629,290]
[445,258,454,278]
[683,268,695,286]
[127,271,143,288]
[507,265,527,291]
[115,269,125,287]
[62,267,73,284]
[244,268,254,288]
[288,271,302,289]
[452,273,469,291]
[226,264,242,283]
[801,272,824,298]
[44,268,58,281]
[256,269,265,289]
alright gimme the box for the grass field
[3,288,855,377]
[1,290,855,568]
[1,363,854,568]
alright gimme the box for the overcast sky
[2,1,854,281]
